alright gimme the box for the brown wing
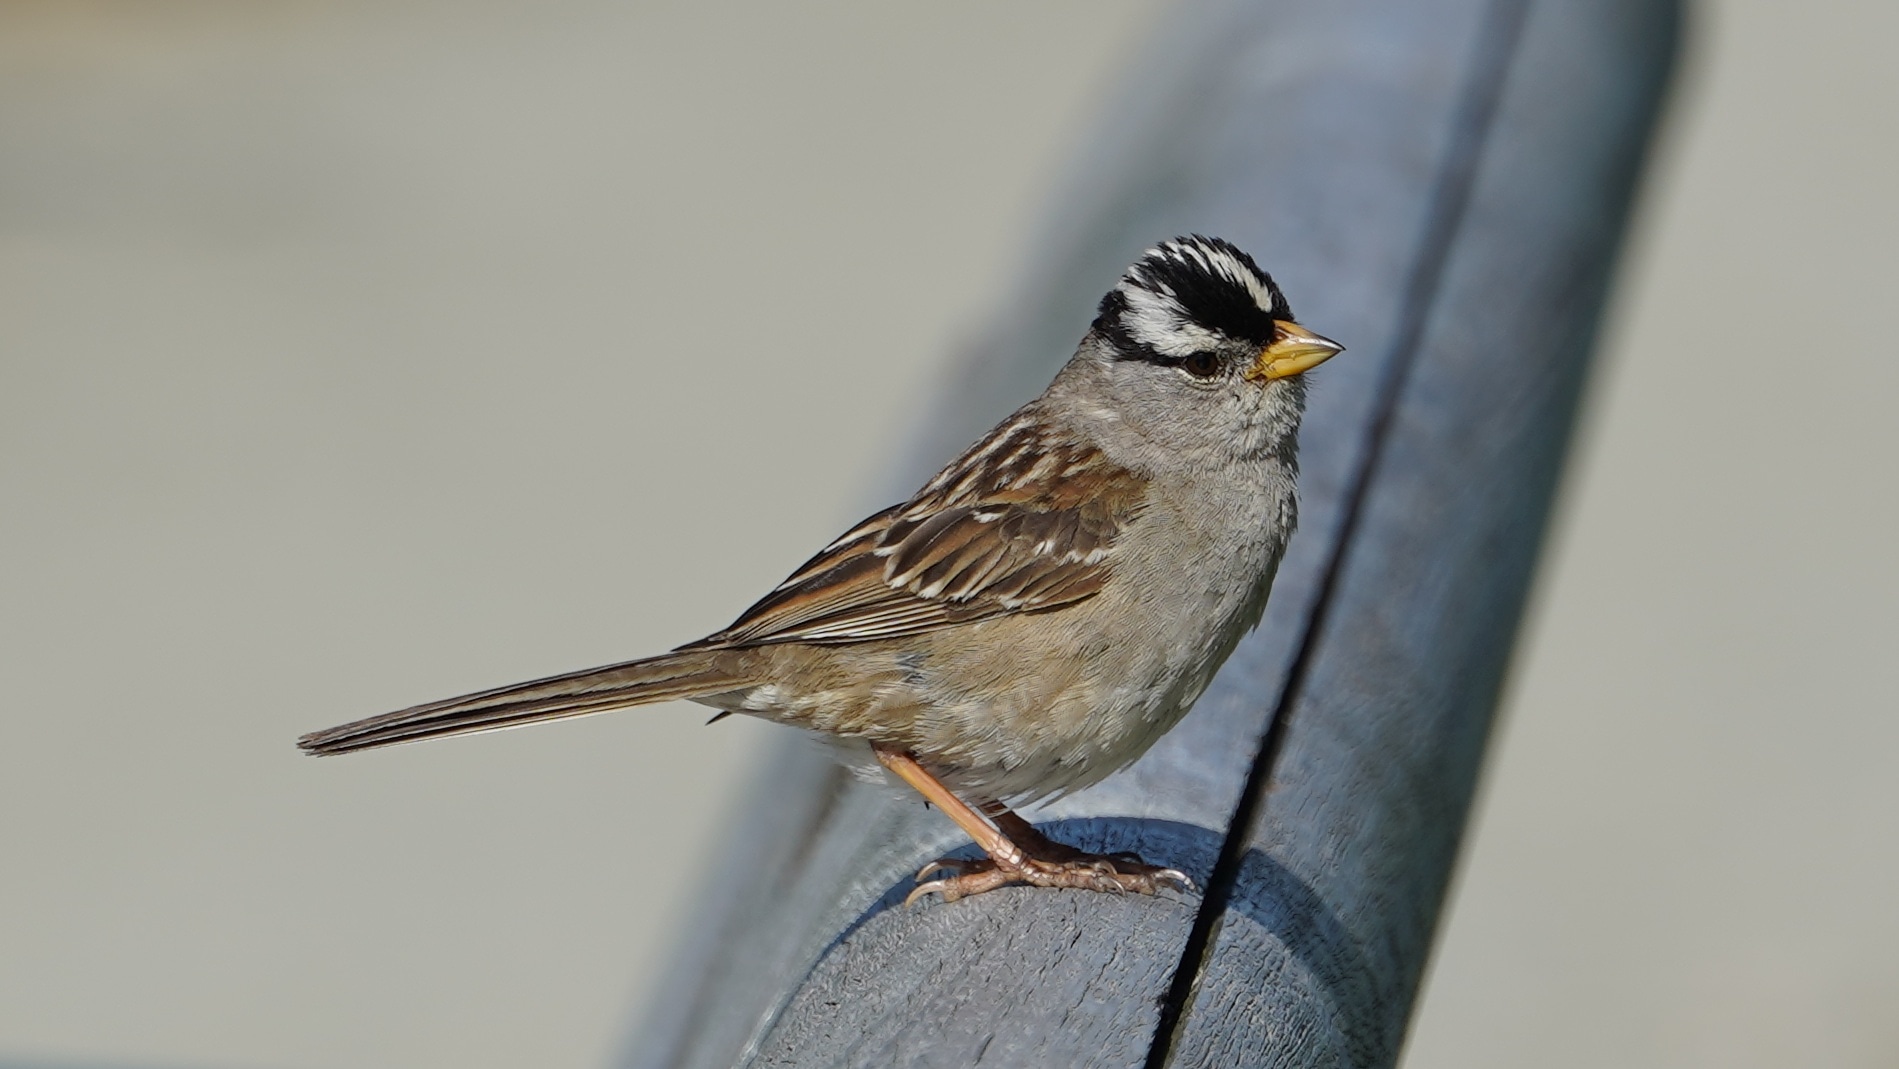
[685,411,1147,649]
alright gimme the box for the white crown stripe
[1117,282,1225,357]
[1116,237,1283,330]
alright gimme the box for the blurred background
[0,2,1893,1068]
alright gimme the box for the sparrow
[300,235,1343,903]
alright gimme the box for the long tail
[298,649,749,756]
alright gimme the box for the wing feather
[683,409,1146,649]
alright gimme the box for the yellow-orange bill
[1245,321,1345,382]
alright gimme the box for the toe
[906,865,1015,906]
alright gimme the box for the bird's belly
[724,477,1292,805]
[902,559,1276,801]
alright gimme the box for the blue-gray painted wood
[626,2,1680,1067]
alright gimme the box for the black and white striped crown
[1094,236,1290,359]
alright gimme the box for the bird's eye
[1180,351,1221,378]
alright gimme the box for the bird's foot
[905,849,1192,906]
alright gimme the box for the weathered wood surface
[627,1,1680,1067]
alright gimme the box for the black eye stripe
[1117,346,1225,378]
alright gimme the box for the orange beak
[1244,320,1345,382]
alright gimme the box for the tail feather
[298,649,748,756]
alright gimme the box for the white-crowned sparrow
[301,235,1342,902]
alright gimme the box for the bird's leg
[872,747,1191,905]
[871,747,1030,870]
[984,803,1140,867]
[983,803,1089,860]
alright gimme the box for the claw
[916,856,986,883]
[904,880,947,908]
[1156,868,1194,892]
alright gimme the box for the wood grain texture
[627,1,1680,1066]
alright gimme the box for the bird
[299,235,1342,903]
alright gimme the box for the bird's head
[1070,235,1343,462]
